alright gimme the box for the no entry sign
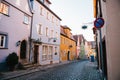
[94,18,104,29]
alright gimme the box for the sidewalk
[0,60,78,80]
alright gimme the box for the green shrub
[6,52,18,71]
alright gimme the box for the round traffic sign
[94,18,104,28]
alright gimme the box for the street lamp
[81,22,93,30]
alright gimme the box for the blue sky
[50,0,95,41]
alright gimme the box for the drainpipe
[29,0,34,63]
[29,13,33,62]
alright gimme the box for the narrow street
[10,60,102,80]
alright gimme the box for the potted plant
[6,52,18,71]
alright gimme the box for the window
[42,45,48,60]
[0,34,7,48]
[48,46,53,60]
[55,47,57,55]
[24,14,29,24]
[64,38,66,44]
[56,32,58,39]
[47,12,49,20]
[40,6,43,15]
[0,2,9,15]
[38,24,42,34]
[56,19,58,26]
[50,30,53,38]
[46,27,48,36]
[52,16,54,23]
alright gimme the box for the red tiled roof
[73,34,85,44]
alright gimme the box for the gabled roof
[73,34,84,42]
[36,0,62,21]
[61,25,71,31]
[60,25,76,42]
[73,34,85,44]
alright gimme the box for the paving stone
[7,60,102,80]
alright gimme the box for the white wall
[32,1,61,65]
[0,0,31,63]
[32,1,60,45]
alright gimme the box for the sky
[50,0,95,41]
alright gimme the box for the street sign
[94,18,104,29]
[82,25,87,29]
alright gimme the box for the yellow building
[60,25,76,62]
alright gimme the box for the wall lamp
[16,40,21,46]
[48,37,57,42]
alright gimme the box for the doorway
[20,40,27,59]
[67,51,70,60]
[102,39,108,80]
[34,45,39,64]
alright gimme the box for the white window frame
[48,46,53,60]
[0,2,9,15]
[24,14,29,24]
[0,34,7,48]
[46,27,48,36]
[38,24,42,35]
[47,12,49,20]
[52,16,54,23]
[42,45,48,60]
[56,32,58,39]
[56,19,58,26]
[50,30,53,38]
[40,6,43,15]
[55,47,57,55]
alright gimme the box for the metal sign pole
[99,28,104,80]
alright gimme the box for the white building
[30,0,61,65]
[0,0,32,70]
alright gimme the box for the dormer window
[40,0,44,3]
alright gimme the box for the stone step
[23,63,34,69]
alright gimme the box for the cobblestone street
[9,60,102,80]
